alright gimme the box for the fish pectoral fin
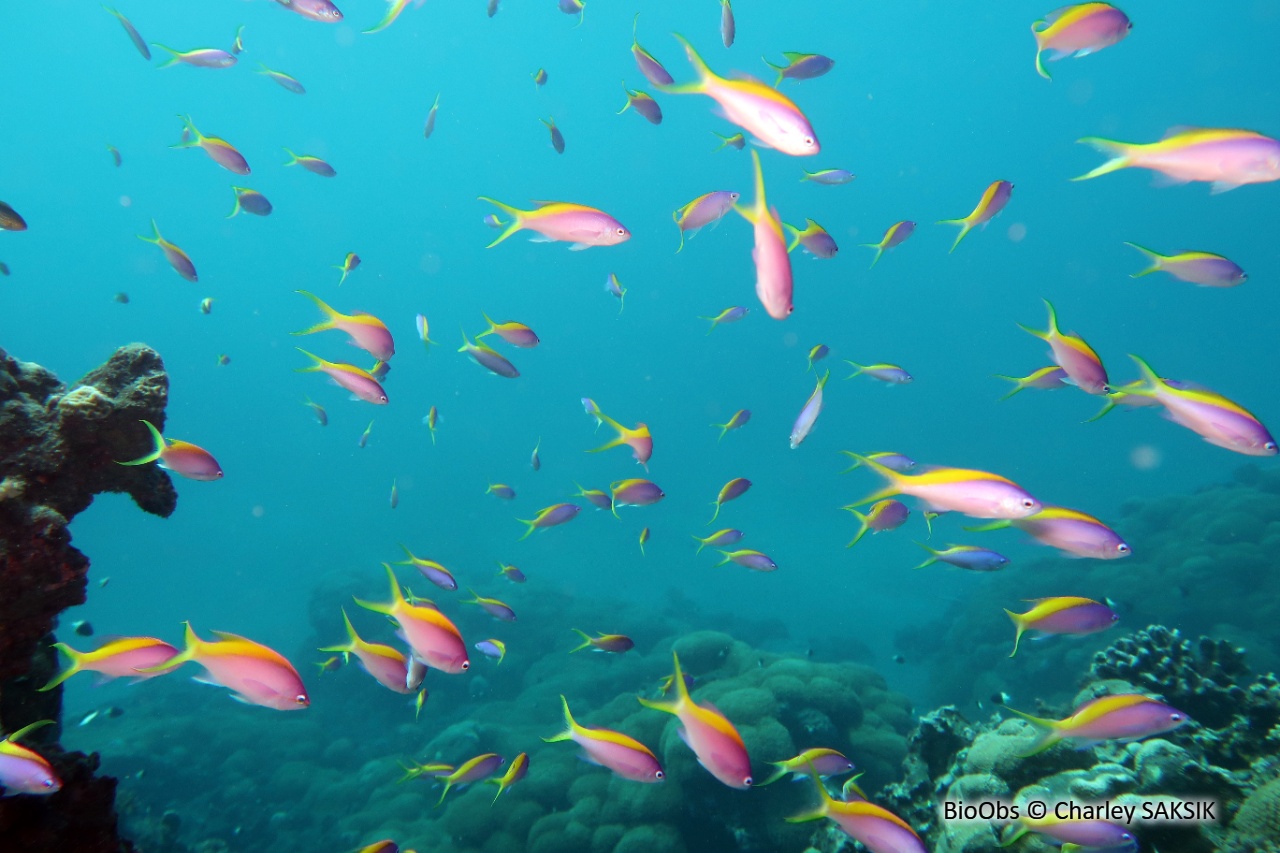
[1210,181,1243,194]
[528,234,555,243]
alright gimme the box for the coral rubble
[0,344,174,850]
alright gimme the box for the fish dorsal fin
[529,200,567,208]
[1041,5,1072,25]
[1162,125,1205,139]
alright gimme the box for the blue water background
[1,0,1277,709]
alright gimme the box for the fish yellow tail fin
[38,643,85,691]
[936,217,973,253]
[1073,137,1133,181]
[477,197,525,248]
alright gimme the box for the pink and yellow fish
[517,503,581,539]
[787,765,925,853]
[639,652,752,788]
[1074,127,1280,193]
[146,623,309,711]
[40,636,179,690]
[850,454,1041,519]
[661,35,819,156]
[295,349,389,405]
[172,115,249,174]
[118,419,223,481]
[293,291,394,362]
[487,752,529,803]
[545,695,664,782]
[0,721,61,796]
[967,505,1130,560]
[1031,3,1132,80]
[736,150,794,319]
[355,564,469,674]
[319,609,415,694]
[938,180,1013,252]
[1005,597,1118,657]
[1123,355,1276,456]
[1018,300,1109,395]
[137,219,197,282]
[860,220,915,268]
[588,408,653,469]
[1008,693,1189,756]
[479,198,630,251]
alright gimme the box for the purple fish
[137,220,197,282]
[0,721,61,796]
[273,0,344,22]
[619,85,663,125]
[459,332,519,378]
[631,14,674,86]
[1019,300,1109,395]
[398,548,459,591]
[154,46,236,69]
[229,187,272,218]
[971,505,1130,560]
[283,148,337,177]
[708,477,751,523]
[517,503,580,539]
[790,371,828,449]
[673,191,740,252]
[1127,355,1276,456]
[574,484,614,511]
[498,563,526,583]
[861,220,916,268]
[841,451,916,473]
[845,361,912,384]
[104,7,149,60]
[843,499,909,547]
[785,219,838,259]
[1005,597,1118,657]
[1125,242,1246,288]
[915,544,1009,571]
[466,590,516,622]
[764,53,835,86]
[173,116,250,175]
[610,479,666,516]
[996,366,1070,400]
[715,549,777,572]
[1010,693,1189,755]
[693,529,744,553]
[801,169,855,185]
[474,640,505,662]
[720,0,735,48]
[541,117,566,154]
[1009,817,1136,851]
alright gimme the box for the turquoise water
[2,0,1278,848]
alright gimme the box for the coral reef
[0,344,174,851]
[878,625,1280,853]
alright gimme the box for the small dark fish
[73,620,94,637]
[231,25,246,55]
[104,6,150,60]
[113,292,129,304]
[258,64,306,95]
[488,0,501,18]
[283,148,336,177]
[0,200,28,231]
[228,187,273,217]
[720,0,735,48]
[531,67,547,86]
[892,654,905,664]
[216,354,231,366]
[0,263,9,276]
[107,145,122,167]
[199,297,213,314]
[541,117,565,154]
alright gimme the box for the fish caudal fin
[936,217,973,253]
[1073,137,1133,182]
[292,290,339,335]
[1122,242,1162,278]
[477,197,524,248]
[39,643,84,691]
[843,508,869,548]
[1005,610,1027,657]
[542,695,578,742]
[117,419,167,467]
[785,759,835,822]
[659,34,711,95]
[1005,706,1063,756]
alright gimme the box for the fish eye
[743,776,753,786]
[1266,441,1277,452]
[803,137,814,147]
[461,661,471,671]
[1116,543,1130,553]
[1171,713,1183,721]
[42,779,54,788]
[654,770,665,780]
[1021,499,1036,508]
[295,694,308,704]
[379,395,388,403]
[616,228,626,236]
